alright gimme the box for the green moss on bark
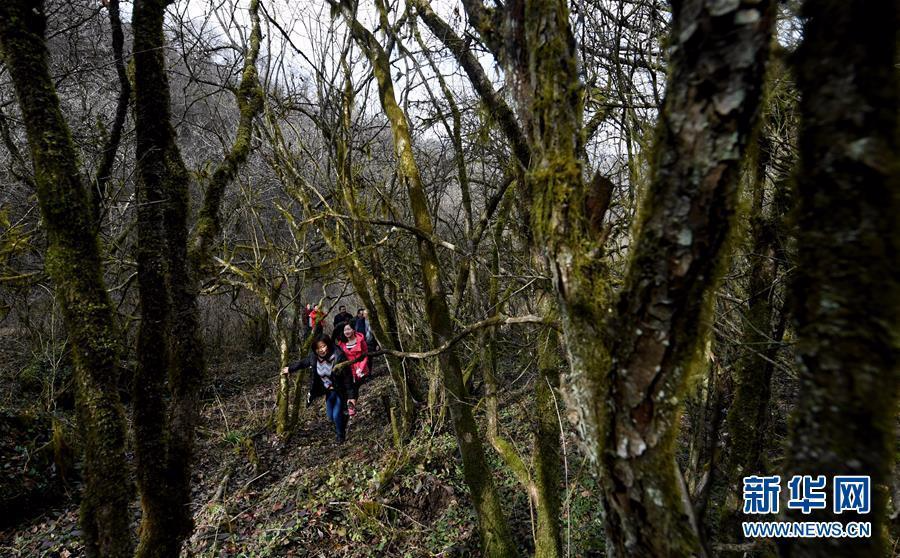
[783,2,900,556]
[0,2,132,555]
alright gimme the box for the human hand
[280,367,289,375]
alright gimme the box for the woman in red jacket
[336,322,369,415]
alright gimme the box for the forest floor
[0,353,606,557]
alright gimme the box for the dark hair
[334,322,356,343]
[313,334,333,356]
[339,305,346,312]
[357,307,365,314]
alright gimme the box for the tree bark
[132,0,193,554]
[0,3,133,556]
[599,1,775,554]
[532,327,563,558]
[131,0,263,555]
[782,2,900,556]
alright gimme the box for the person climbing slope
[281,335,356,444]
[353,308,366,335]
[309,303,326,336]
[336,322,369,417]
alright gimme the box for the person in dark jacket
[353,308,366,334]
[281,335,357,444]
[333,305,354,332]
[358,309,375,348]
[301,303,312,338]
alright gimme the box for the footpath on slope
[0,354,484,557]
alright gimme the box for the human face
[340,306,346,313]
[315,341,329,358]
[343,324,355,339]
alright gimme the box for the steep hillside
[1,355,606,557]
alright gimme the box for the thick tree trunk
[0,3,133,555]
[781,2,900,556]
[131,1,263,553]
[598,1,775,554]
[132,0,196,554]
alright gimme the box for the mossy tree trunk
[531,326,564,558]
[461,0,775,554]
[131,0,263,555]
[132,0,194,554]
[461,0,614,464]
[781,2,900,556]
[481,211,563,558]
[335,3,518,555]
[0,3,133,556]
[703,126,790,546]
[598,1,775,554]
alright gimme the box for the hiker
[281,335,356,444]
[301,303,312,338]
[310,304,325,336]
[333,305,354,332]
[336,322,369,384]
[360,309,375,347]
[353,308,366,335]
